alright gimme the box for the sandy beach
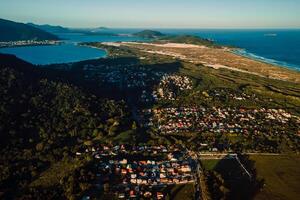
[103,42,300,83]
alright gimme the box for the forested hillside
[0,19,59,41]
[0,54,132,199]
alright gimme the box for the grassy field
[201,159,220,170]
[201,155,300,200]
[168,184,195,200]
[30,158,86,188]
[251,155,300,200]
[201,158,261,200]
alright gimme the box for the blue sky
[1,0,300,28]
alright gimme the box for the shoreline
[78,43,109,58]
[232,49,300,73]
[107,41,300,83]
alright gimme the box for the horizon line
[2,18,300,30]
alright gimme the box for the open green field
[201,159,220,170]
[30,158,86,188]
[251,155,300,200]
[201,155,300,200]
[201,158,261,200]
[167,184,195,200]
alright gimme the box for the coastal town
[79,144,199,199]
[81,60,194,103]
[142,107,299,135]
[139,107,300,152]
[83,63,165,90]
[152,75,193,101]
[78,56,300,154]
[0,40,61,48]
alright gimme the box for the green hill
[134,30,165,38]
[0,18,60,42]
[27,22,70,33]
[160,35,218,47]
[0,53,131,199]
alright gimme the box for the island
[133,29,166,38]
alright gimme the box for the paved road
[192,154,202,200]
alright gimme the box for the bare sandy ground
[123,42,207,49]
[103,42,300,83]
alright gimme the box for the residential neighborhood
[79,145,198,199]
[0,40,61,48]
[152,75,192,101]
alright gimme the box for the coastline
[103,41,300,83]
[78,43,109,58]
[232,49,300,72]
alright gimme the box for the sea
[0,29,299,71]
[158,29,300,71]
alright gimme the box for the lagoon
[0,32,145,65]
[0,43,106,65]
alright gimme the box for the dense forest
[0,53,132,199]
[0,19,59,41]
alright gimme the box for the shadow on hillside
[43,57,182,100]
[211,154,265,200]
[0,53,182,145]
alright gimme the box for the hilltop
[0,18,60,42]
[133,30,165,38]
[159,35,218,47]
[27,23,70,33]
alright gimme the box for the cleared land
[251,155,300,200]
[201,155,300,200]
[112,42,300,83]
[167,184,195,200]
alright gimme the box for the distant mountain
[133,30,165,38]
[0,18,60,42]
[90,27,109,32]
[27,23,70,33]
[28,23,112,36]
[68,27,116,36]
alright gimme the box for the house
[180,165,191,173]
[118,193,125,199]
[120,159,128,165]
[157,192,164,200]
[121,169,127,175]
[144,191,152,198]
[129,190,136,198]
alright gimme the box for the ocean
[0,29,299,71]
[157,29,300,71]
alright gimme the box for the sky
[1,0,300,28]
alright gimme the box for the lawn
[251,155,300,200]
[168,184,195,200]
[201,158,258,200]
[201,159,219,170]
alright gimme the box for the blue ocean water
[0,29,299,71]
[156,29,300,71]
